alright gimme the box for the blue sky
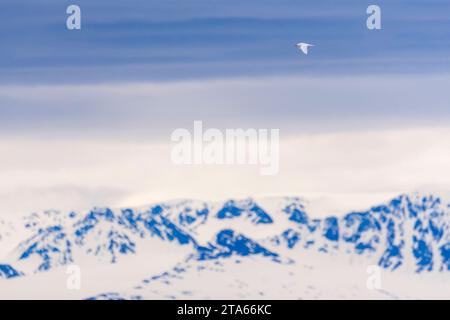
[0,0,450,137]
[1,0,450,83]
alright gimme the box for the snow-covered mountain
[0,193,449,299]
[270,194,450,272]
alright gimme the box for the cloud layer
[1,127,450,217]
[1,75,449,137]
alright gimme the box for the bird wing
[300,45,308,55]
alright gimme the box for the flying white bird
[295,42,314,55]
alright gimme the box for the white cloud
[0,127,449,217]
[1,75,449,216]
[1,74,450,137]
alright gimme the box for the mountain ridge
[1,193,449,279]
